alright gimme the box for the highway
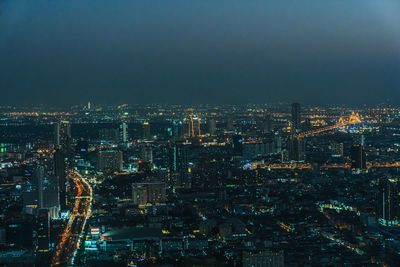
[51,171,93,266]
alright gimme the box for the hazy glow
[0,0,399,105]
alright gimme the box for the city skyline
[1,1,400,266]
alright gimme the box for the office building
[99,128,120,143]
[140,144,153,164]
[54,121,71,151]
[379,178,400,226]
[120,122,128,144]
[351,144,366,169]
[208,118,217,136]
[262,113,273,134]
[232,135,244,158]
[76,139,89,159]
[97,150,123,173]
[36,209,50,253]
[330,142,344,157]
[143,121,151,140]
[226,115,235,132]
[54,149,67,210]
[132,182,166,206]
[186,113,201,137]
[169,143,190,187]
[172,120,184,139]
[291,103,301,132]
[289,136,305,161]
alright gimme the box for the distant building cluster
[0,103,400,266]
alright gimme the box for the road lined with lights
[51,171,92,266]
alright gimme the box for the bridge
[250,161,400,171]
[296,112,363,139]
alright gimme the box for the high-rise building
[36,209,50,253]
[226,115,235,132]
[291,103,301,132]
[36,165,45,209]
[262,114,273,134]
[172,120,184,139]
[76,139,89,159]
[169,143,190,187]
[379,178,400,226]
[207,118,217,136]
[232,135,244,158]
[54,149,67,210]
[54,121,71,151]
[97,150,123,173]
[141,144,153,164]
[99,128,120,143]
[24,164,60,218]
[289,136,305,161]
[242,250,284,267]
[120,122,128,143]
[186,112,201,137]
[330,142,344,157]
[5,214,34,250]
[132,182,166,206]
[143,121,151,140]
[351,144,366,169]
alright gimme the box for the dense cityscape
[0,103,400,266]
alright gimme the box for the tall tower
[226,115,235,132]
[291,103,301,132]
[36,209,50,253]
[169,142,190,187]
[54,121,71,151]
[35,165,45,209]
[120,122,128,143]
[207,118,217,136]
[379,178,400,226]
[350,144,366,170]
[143,121,151,140]
[262,113,273,134]
[54,150,67,210]
[186,112,201,137]
[289,136,305,161]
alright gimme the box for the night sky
[0,0,399,106]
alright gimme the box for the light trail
[51,171,93,266]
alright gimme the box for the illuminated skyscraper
[232,135,244,158]
[262,113,273,134]
[289,136,305,161]
[226,115,235,132]
[207,118,217,136]
[186,112,201,137]
[379,178,400,226]
[169,142,190,187]
[99,128,120,143]
[132,182,166,205]
[120,122,128,143]
[97,150,123,173]
[351,144,366,170]
[291,103,301,132]
[330,142,344,157]
[36,209,50,252]
[54,121,71,151]
[172,120,184,139]
[140,144,153,164]
[54,149,67,210]
[143,121,151,140]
